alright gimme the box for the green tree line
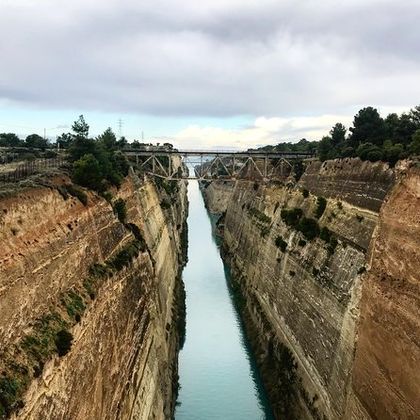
[254,105,420,165]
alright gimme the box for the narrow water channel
[175,181,274,420]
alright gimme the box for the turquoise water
[175,181,274,420]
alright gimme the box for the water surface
[175,181,274,420]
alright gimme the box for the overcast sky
[1,0,419,149]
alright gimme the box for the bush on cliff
[314,196,327,219]
[281,208,303,228]
[297,217,320,240]
[275,236,288,252]
[55,330,73,357]
[113,198,127,224]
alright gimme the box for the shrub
[319,226,332,242]
[302,189,309,198]
[356,214,364,222]
[260,226,271,237]
[62,291,85,320]
[281,208,303,228]
[314,196,327,219]
[160,199,171,209]
[101,191,113,203]
[55,330,73,357]
[328,237,338,254]
[298,218,320,240]
[357,266,367,275]
[298,239,307,247]
[73,154,104,191]
[0,376,21,416]
[275,236,288,252]
[66,184,88,206]
[248,207,271,224]
[89,263,110,278]
[107,240,145,271]
[113,198,127,223]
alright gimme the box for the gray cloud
[0,0,419,118]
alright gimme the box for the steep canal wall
[0,164,188,419]
[202,158,420,420]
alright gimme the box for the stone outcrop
[0,166,187,419]
[201,158,419,420]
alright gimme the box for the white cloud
[172,114,356,150]
[0,0,419,119]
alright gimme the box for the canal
[175,180,274,420]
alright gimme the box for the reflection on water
[175,181,274,420]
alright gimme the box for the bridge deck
[124,149,314,159]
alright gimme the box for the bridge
[124,149,314,180]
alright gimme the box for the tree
[385,113,400,140]
[356,142,383,161]
[116,136,128,149]
[25,134,48,148]
[73,154,103,190]
[318,136,335,162]
[56,132,73,148]
[72,115,89,139]
[69,136,96,162]
[409,105,420,127]
[330,123,346,145]
[349,107,386,146]
[383,140,405,166]
[0,133,21,147]
[97,128,117,150]
[410,130,420,155]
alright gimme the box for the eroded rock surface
[0,167,187,420]
[202,158,419,420]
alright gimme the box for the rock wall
[201,158,419,419]
[0,167,188,420]
[351,165,420,420]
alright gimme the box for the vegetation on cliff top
[69,116,130,192]
[252,104,420,166]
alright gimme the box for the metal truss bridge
[124,149,314,181]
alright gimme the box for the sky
[0,0,419,149]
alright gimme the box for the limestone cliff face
[351,166,420,420]
[0,167,187,420]
[202,158,418,420]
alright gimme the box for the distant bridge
[124,149,314,180]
